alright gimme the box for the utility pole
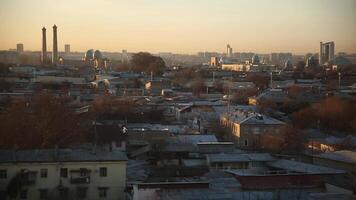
[338,72,341,89]
[270,71,273,89]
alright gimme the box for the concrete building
[16,43,24,53]
[227,44,233,58]
[41,27,48,64]
[65,44,70,54]
[222,63,249,71]
[145,80,172,95]
[210,57,219,67]
[220,110,286,148]
[52,25,58,64]
[226,159,345,190]
[0,148,128,200]
[319,41,335,65]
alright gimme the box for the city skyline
[0,0,355,54]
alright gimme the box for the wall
[0,161,127,200]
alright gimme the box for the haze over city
[1,0,356,199]
[0,0,356,54]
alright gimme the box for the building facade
[319,41,335,65]
[220,111,286,149]
[0,148,128,200]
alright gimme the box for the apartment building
[0,148,128,200]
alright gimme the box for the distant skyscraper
[41,27,48,64]
[16,43,24,53]
[122,49,129,62]
[65,44,70,54]
[226,44,233,58]
[319,41,335,65]
[52,24,58,64]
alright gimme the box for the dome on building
[85,49,94,61]
[330,56,352,65]
[94,50,103,60]
[252,54,260,64]
[284,60,293,70]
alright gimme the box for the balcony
[70,168,91,184]
[70,176,90,184]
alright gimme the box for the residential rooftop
[0,148,128,163]
[315,150,356,165]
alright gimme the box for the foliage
[246,74,269,89]
[191,77,206,97]
[131,52,166,75]
[0,93,86,149]
[231,88,258,104]
[292,97,356,133]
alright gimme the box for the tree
[282,125,306,153]
[0,93,86,149]
[191,77,206,97]
[247,74,269,90]
[232,88,258,104]
[292,97,356,133]
[173,68,196,87]
[131,52,166,75]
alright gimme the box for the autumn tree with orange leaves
[292,97,356,134]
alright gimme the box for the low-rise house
[312,150,356,173]
[206,153,275,170]
[0,148,128,200]
[220,110,286,148]
[226,159,345,190]
[145,80,172,95]
[197,142,237,154]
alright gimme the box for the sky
[0,0,355,54]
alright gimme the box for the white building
[0,148,128,200]
[319,41,335,64]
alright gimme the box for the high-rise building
[122,49,129,62]
[319,41,335,65]
[226,44,233,57]
[52,24,58,64]
[65,44,70,54]
[16,43,24,53]
[41,27,48,64]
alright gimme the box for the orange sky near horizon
[0,0,355,54]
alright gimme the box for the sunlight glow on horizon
[0,0,355,54]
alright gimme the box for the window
[99,167,107,177]
[0,170,7,179]
[59,188,69,199]
[79,168,87,177]
[98,187,108,198]
[40,169,48,178]
[244,139,248,146]
[20,189,27,199]
[39,189,48,199]
[77,187,87,199]
[60,168,68,178]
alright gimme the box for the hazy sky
[0,0,355,54]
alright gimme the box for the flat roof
[0,148,128,163]
[267,159,345,174]
[315,150,356,165]
[207,153,275,163]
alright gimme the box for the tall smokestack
[41,27,47,64]
[52,24,58,65]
